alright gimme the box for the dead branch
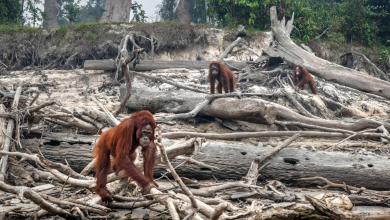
[218,37,244,61]
[155,126,198,211]
[162,130,390,142]
[0,86,22,180]
[176,156,220,171]
[134,71,208,94]
[155,93,242,122]
[210,201,228,220]
[182,182,263,198]
[0,180,76,218]
[326,128,377,151]
[305,195,355,219]
[282,89,320,119]
[0,151,91,180]
[232,47,261,57]
[90,96,120,126]
[274,120,354,134]
[113,61,132,117]
[352,50,389,81]
[263,100,390,131]
[106,200,157,209]
[297,176,390,196]
[244,133,300,185]
[38,193,108,215]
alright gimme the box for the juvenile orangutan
[293,66,317,95]
[208,61,236,94]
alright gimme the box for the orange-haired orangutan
[93,110,158,203]
[208,61,236,94]
[293,66,317,95]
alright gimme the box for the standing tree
[63,0,81,24]
[156,0,178,21]
[25,0,45,27]
[100,0,131,23]
[130,1,147,22]
[176,0,194,24]
[43,0,58,27]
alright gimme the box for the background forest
[1,0,390,52]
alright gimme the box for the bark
[0,105,6,149]
[121,84,389,131]
[43,0,58,27]
[176,0,193,24]
[21,138,93,173]
[100,0,132,23]
[267,101,390,131]
[83,60,247,71]
[255,6,390,100]
[121,83,277,124]
[83,59,116,71]
[154,143,390,190]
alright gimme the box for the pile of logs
[0,6,390,220]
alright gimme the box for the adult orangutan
[208,61,236,94]
[293,66,317,95]
[93,110,158,203]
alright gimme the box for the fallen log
[84,60,246,71]
[253,6,390,100]
[121,83,277,124]
[154,143,390,190]
[121,84,390,131]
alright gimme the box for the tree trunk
[256,6,390,100]
[176,0,192,24]
[43,0,58,27]
[100,0,132,23]
[83,60,247,71]
[120,83,277,124]
[0,105,6,150]
[23,137,390,190]
[21,138,92,173]
[154,143,390,190]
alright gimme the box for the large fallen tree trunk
[121,84,390,131]
[84,60,247,71]
[26,138,390,190]
[121,83,277,124]
[254,6,390,100]
[154,143,390,190]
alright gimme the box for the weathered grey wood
[121,83,277,124]
[26,130,97,144]
[84,60,247,71]
[83,59,116,71]
[21,138,93,172]
[155,143,390,190]
[256,6,390,100]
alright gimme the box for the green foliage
[63,0,81,24]
[0,0,21,25]
[378,49,389,65]
[0,24,41,32]
[85,30,98,39]
[131,1,148,22]
[157,0,178,21]
[25,0,45,27]
[200,0,389,46]
[79,0,106,22]
[190,0,207,24]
